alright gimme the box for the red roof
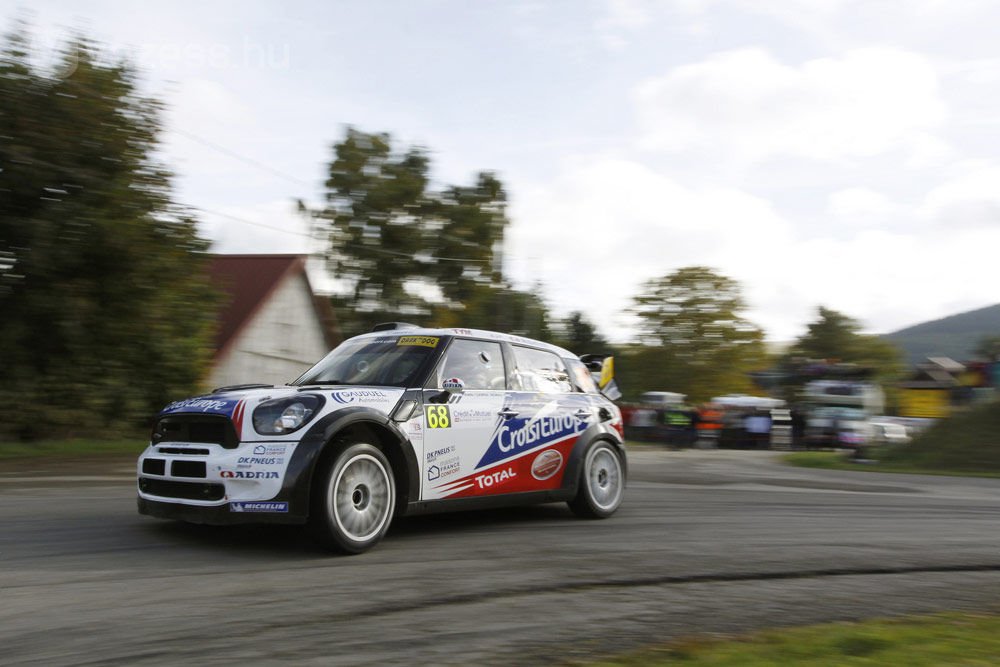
[206,254,339,360]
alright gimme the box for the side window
[513,346,573,394]
[433,339,505,390]
[565,358,600,394]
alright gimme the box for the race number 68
[425,405,451,429]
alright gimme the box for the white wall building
[206,255,339,389]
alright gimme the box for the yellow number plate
[397,336,439,347]
[425,405,452,429]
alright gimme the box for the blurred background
[5,5,1000,666]
[2,2,1000,443]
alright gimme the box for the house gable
[206,254,339,388]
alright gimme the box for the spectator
[744,410,772,449]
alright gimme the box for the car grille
[171,460,207,478]
[138,478,224,501]
[152,414,238,449]
[157,446,210,456]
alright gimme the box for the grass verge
[785,399,1000,478]
[781,451,1000,479]
[588,612,1000,666]
[0,438,146,460]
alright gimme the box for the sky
[9,0,1000,342]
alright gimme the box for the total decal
[432,444,573,498]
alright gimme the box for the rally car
[137,324,626,554]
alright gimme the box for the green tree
[431,282,553,341]
[974,334,1000,361]
[429,172,507,304]
[790,307,903,374]
[625,267,766,402]
[554,311,610,354]
[0,29,217,439]
[783,306,905,405]
[318,128,430,317]
[313,128,508,334]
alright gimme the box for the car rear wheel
[309,442,395,554]
[568,442,624,519]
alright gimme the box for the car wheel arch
[294,410,419,520]
[320,421,415,516]
[563,430,627,497]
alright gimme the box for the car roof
[349,327,577,359]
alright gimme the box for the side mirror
[442,377,465,395]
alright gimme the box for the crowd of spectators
[622,403,806,449]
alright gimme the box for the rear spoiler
[579,354,622,401]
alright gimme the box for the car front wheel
[309,442,395,554]
[568,442,624,519]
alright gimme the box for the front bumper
[136,439,310,524]
[137,496,306,525]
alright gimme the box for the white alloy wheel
[330,452,393,542]
[569,442,624,519]
[310,442,395,554]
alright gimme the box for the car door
[420,338,507,501]
[471,345,589,494]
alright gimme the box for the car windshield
[293,336,439,387]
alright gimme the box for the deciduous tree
[313,128,509,335]
[625,267,766,402]
[0,28,217,439]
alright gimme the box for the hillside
[882,303,1000,365]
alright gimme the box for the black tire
[309,442,395,554]
[568,441,625,519]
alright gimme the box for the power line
[172,128,316,189]
[172,132,501,265]
[195,206,316,238]
[196,206,493,264]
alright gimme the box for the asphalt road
[2,448,1000,666]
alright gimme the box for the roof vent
[371,322,420,332]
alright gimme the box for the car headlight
[252,395,322,435]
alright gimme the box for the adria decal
[221,470,279,479]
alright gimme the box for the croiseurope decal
[159,397,243,417]
[475,401,587,469]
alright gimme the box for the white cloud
[595,0,654,49]
[634,47,948,163]
[507,156,791,340]
[921,161,1000,228]
[508,151,1000,343]
[826,188,904,229]
[199,199,316,255]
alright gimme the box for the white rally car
[137,325,626,553]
